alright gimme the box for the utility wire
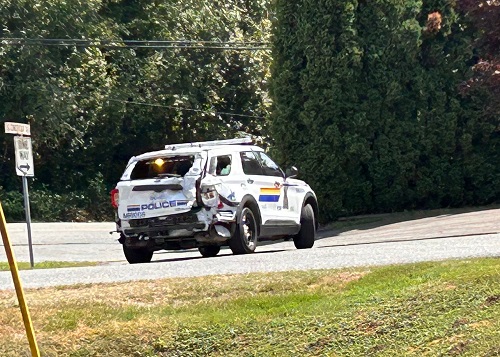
[0,38,270,45]
[17,45,270,50]
[0,38,269,117]
[0,38,271,50]
[108,98,265,119]
[1,83,266,120]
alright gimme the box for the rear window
[130,155,195,180]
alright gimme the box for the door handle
[247,178,254,184]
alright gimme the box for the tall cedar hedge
[270,0,500,222]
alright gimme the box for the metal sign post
[4,123,36,269]
[21,176,34,268]
[14,136,35,269]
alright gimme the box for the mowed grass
[0,261,99,271]
[0,258,498,356]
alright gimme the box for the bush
[85,172,114,221]
[28,174,113,222]
[0,187,25,222]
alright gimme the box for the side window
[209,155,232,176]
[256,152,283,177]
[240,151,263,175]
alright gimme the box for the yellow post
[0,202,40,357]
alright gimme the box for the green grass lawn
[0,258,498,356]
[0,261,98,271]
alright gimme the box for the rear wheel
[198,245,221,258]
[229,207,258,255]
[123,245,153,264]
[293,204,315,249]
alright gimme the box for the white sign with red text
[4,122,31,136]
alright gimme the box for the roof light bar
[165,137,253,150]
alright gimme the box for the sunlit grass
[0,258,498,356]
[0,261,99,271]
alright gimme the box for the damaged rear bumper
[119,208,237,246]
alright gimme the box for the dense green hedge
[270,0,499,222]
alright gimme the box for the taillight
[110,188,119,208]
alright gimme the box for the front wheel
[293,204,316,249]
[229,207,258,255]
[123,245,153,264]
[198,245,221,258]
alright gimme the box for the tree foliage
[0,0,272,221]
[271,0,499,222]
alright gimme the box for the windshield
[130,155,195,180]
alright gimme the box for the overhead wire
[0,38,270,45]
[0,37,270,118]
[0,83,266,120]
[0,38,271,50]
[108,99,265,119]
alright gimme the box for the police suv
[111,138,319,263]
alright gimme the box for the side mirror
[285,166,298,178]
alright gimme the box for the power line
[108,98,265,119]
[0,38,271,50]
[0,38,270,45]
[0,37,270,118]
[0,83,266,120]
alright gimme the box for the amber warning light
[110,188,119,208]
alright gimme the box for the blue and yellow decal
[259,187,281,202]
[127,204,141,212]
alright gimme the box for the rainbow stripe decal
[127,204,141,212]
[259,187,281,202]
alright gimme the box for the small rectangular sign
[4,122,31,136]
[14,136,35,177]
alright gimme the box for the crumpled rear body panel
[116,151,239,240]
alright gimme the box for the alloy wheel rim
[242,210,256,249]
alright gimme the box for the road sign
[5,125,36,270]
[14,136,35,177]
[5,122,31,136]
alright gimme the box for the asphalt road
[1,207,499,290]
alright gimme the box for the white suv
[111,138,318,263]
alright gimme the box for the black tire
[123,245,153,264]
[294,204,315,249]
[198,245,221,258]
[229,207,258,255]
